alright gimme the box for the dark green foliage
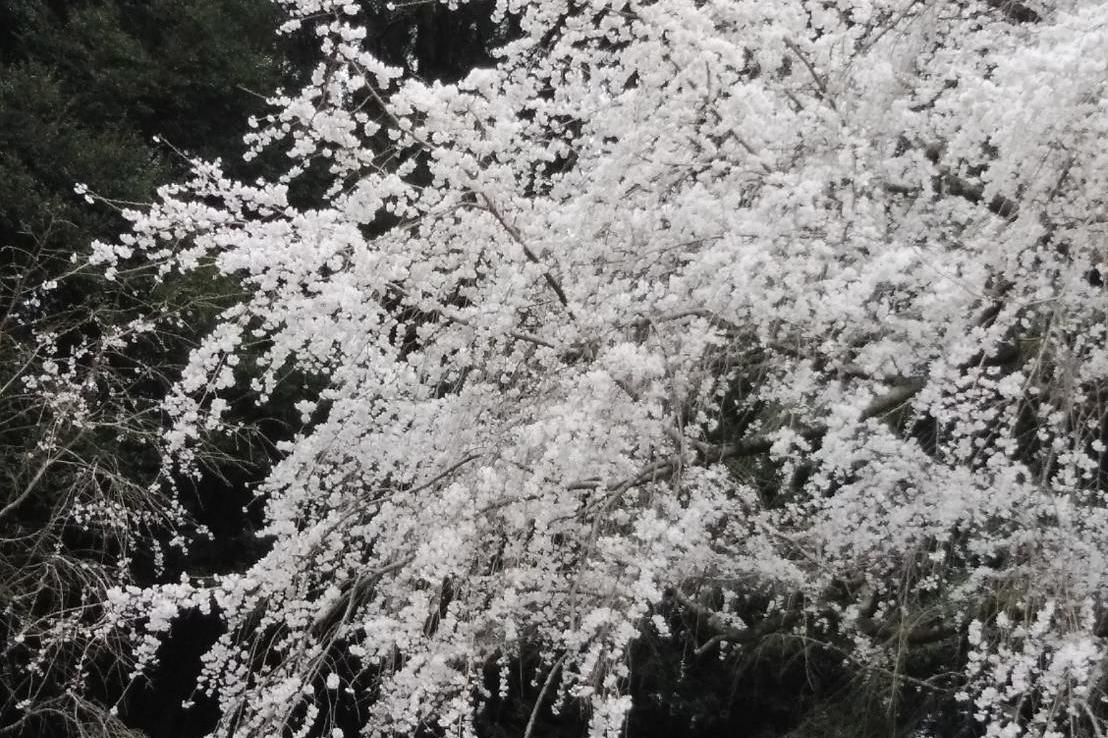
[0,0,281,245]
[359,0,506,83]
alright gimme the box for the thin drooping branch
[0,447,68,523]
[522,653,567,738]
[855,586,959,646]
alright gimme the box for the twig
[522,653,567,738]
[783,38,837,112]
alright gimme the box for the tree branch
[567,379,926,496]
[783,38,837,112]
[672,588,800,654]
[311,556,415,638]
[476,194,576,319]
[687,379,926,464]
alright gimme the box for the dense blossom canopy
[92,0,1108,736]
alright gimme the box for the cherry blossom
[97,1,1108,735]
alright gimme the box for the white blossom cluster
[97,0,1108,736]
